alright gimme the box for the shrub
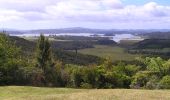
[83,67,98,88]
[145,76,160,89]
[159,75,170,89]
[72,68,84,87]
[130,72,149,89]
[80,83,92,89]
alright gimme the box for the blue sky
[122,0,170,6]
[0,0,170,30]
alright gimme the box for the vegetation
[51,41,94,50]
[54,36,109,41]
[78,45,139,61]
[132,39,170,49]
[140,32,170,39]
[0,34,24,85]
[0,33,170,90]
[7,35,103,65]
[127,39,170,59]
[34,34,58,86]
[0,86,170,100]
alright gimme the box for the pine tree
[36,34,55,86]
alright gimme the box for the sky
[0,0,170,30]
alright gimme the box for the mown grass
[78,45,140,61]
[0,86,170,100]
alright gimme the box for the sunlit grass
[78,45,140,61]
[0,86,170,100]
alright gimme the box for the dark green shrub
[159,75,170,89]
[80,83,92,89]
[130,71,149,89]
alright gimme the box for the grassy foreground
[0,86,170,100]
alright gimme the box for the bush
[80,83,92,89]
[130,72,149,89]
[159,75,170,89]
[145,76,160,89]
[72,68,84,87]
[83,67,98,88]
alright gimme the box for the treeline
[126,39,170,60]
[131,39,170,49]
[8,36,103,65]
[0,34,170,89]
[140,32,170,39]
[51,41,94,50]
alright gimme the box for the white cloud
[0,9,23,22]
[44,0,170,23]
[0,0,170,29]
[101,0,123,9]
[0,0,60,12]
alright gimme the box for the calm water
[10,33,143,43]
[10,33,99,37]
[112,34,143,42]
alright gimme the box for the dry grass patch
[0,86,170,100]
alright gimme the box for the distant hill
[2,27,170,35]
[27,27,128,35]
[28,28,170,35]
[139,32,170,39]
[9,36,36,51]
[132,39,170,49]
[0,30,23,35]
[96,39,117,45]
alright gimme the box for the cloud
[0,9,23,22]
[0,0,60,12]
[0,0,170,29]
[45,0,170,23]
[101,0,124,9]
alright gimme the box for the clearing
[78,45,140,61]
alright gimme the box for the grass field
[78,45,140,61]
[0,86,170,100]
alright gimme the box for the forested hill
[140,32,170,39]
[8,36,103,65]
[9,36,35,51]
[132,39,170,49]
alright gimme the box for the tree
[0,34,22,85]
[35,34,56,86]
[145,57,164,76]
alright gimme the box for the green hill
[9,36,103,65]
[132,39,170,49]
